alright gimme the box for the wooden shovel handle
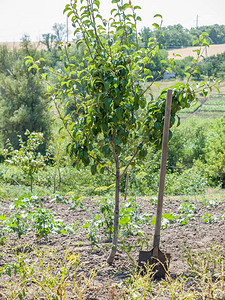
[153,89,173,249]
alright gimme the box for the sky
[0,0,224,42]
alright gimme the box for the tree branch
[120,127,153,179]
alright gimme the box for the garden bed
[0,190,225,299]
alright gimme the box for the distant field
[149,80,225,98]
[179,94,225,118]
[0,42,48,51]
[168,43,225,60]
[147,80,225,119]
[2,42,225,61]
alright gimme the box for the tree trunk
[107,145,120,264]
[53,176,56,194]
[30,176,33,193]
[124,171,129,201]
[219,152,225,186]
[57,167,62,191]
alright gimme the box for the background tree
[174,56,194,79]
[0,40,51,151]
[159,25,192,49]
[52,23,67,43]
[144,49,168,81]
[41,23,67,67]
[167,118,207,168]
[199,116,225,186]
[140,24,193,49]
[197,52,225,79]
[140,24,225,50]
[139,27,153,49]
[41,33,56,52]
[190,25,225,45]
[41,23,67,51]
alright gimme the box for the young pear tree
[4,130,46,193]
[27,0,216,264]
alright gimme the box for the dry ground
[0,190,225,299]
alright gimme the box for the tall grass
[1,243,224,299]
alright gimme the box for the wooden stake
[153,89,173,250]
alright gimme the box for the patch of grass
[199,105,225,112]
[0,182,52,199]
[179,101,202,113]
[0,187,8,200]
[0,245,99,299]
[0,163,115,199]
[210,93,225,98]
[205,99,225,106]
[1,242,225,299]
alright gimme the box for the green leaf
[192,40,199,46]
[102,145,110,157]
[114,136,121,145]
[154,82,160,89]
[120,216,130,226]
[67,11,74,18]
[154,14,162,18]
[152,23,160,29]
[91,164,97,175]
[154,122,161,131]
[104,97,112,110]
[138,149,147,158]
[214,85,220,93]
[139,98,146,109]
[100,166,105,174]
[83,222,90,228]
[162,213,175,221]
[94,0,100,8]
[193,49,200,55]
[123,3,130,10]
[151,216,156,225]
[111,8,117,14]
[177,115,181,127]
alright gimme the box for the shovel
[138,89,173,279]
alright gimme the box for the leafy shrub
[4,130,46,192]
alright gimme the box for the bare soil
[0,190,225,299]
